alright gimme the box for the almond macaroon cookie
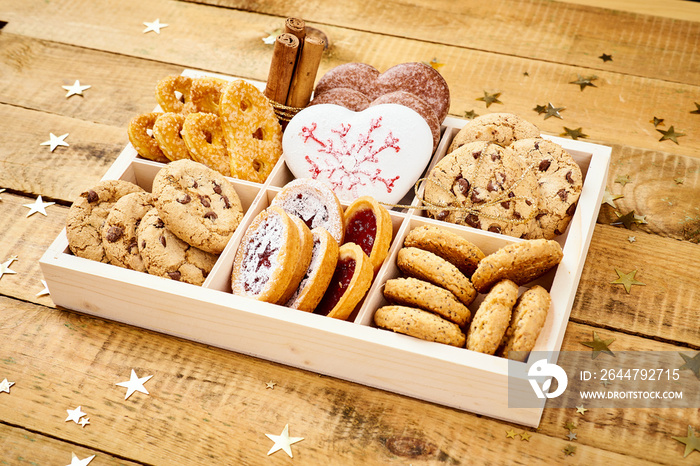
[374,305,466,347]
[500,285,552,361]
[466,279,519,355]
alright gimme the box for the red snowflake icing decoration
[300,116,401,196]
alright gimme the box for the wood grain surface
[1,0,699,464]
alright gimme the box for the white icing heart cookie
[283,104,434,205]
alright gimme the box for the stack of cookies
[66,159,244,286]
[375,224,562,360]
[423,113,583,240]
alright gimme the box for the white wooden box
[40,72,611,427]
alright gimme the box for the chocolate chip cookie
[152,159,243,254]
[66,179,145,262]
[511,138,583,239]
[137,208,218,285]
[423,141,539,238]
[447,113,540,153]
[102,191,155,271]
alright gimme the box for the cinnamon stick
[286,35,325,107]
[264,33,300,105]
[284,17,306,43]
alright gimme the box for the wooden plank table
[1,0,699,463]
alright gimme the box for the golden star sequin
[651,116,665,127]
[425,58,445,70]
[599,53,613,62]
[672,426,700,458]
[601,187,623,208]
[476,91,502,108]
[690,102,700,115]
[464,110,479,119]
[520,432,531,441]
[561,127,588,140]
[657,126,685,144]
[611,268,645,294]
[563,444,577,456]
[564,422,577,431]
[575,405,587,415]
[265,381,276,389]
[505,428,517,439]
[581,331,615,358]
[615,175,631,187]
[533,104,547,114]
[569,74,598,91]
[544,103,565,120]
[611,210,646,229]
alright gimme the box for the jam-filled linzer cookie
[270,178,345,244]
[343,196,392,274]
[231,206,304,304]
[152,159,244,254]
[314,242,373,321]
[374,305,466,347]
[277,215,314,305]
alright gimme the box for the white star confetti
[143,19,168,34]
[116,369,153,400]
[265,381,276,389]
[66,452,95,466]
[628,236,636,243]
[262,33,277,45]
[65,406,87,424]
[0,256,18,280]
[23,195,55,217]
[36,280,50,297]
[0,378,15,394]
[40,133,69,152]
[266,424,304,458]
[78,417,90,428]
[0,188,5,200]
[62,80,91,98]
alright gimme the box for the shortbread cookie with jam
[343,196,393,274]
[403,224,485,276]
[470,239,563,293]
[152,159,243,254]
[102,191,155,271]
[66,179,145,262]
[137,208,218,285]
[383,277,471,326]
[374,305,466,347]
[511,138,583,239]
[231,206,303,303]
[424,141,539,239]
[466,279,519,355]
[277,215,314,305]
[396,247,476,306]
[447,113,540,154]
[500,285,551,361]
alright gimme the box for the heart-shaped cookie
[283,104,433,205]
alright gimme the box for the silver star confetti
[266,424,304,457]
[143,19,168,34]
[0,378,15,394]
[62,80,91,98]
[116,369,153,400]
[65,406,87,424]
[66,452,95,466]
[0,256,18,280]
[23,195,55,217]
[40,133,69,152]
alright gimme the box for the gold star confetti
[464,110,479,119]
[266,424,304,457]
[67,452,96,466]
[115,369,153,400]
[657,126,685,144]
[633,212,647,224]
[40,133,69,152]
[615,175,631,187]
[476,91,502,108]
[567,431,578,441]
[611,210,642,229]
[564,422,577,431]
[611,268,645,294]
[505,428,517,439]
[601,187,623,208]
[601,379,612,387]
[523,71,530,77]
[672,426,700,458]
[675,178,685,185]
[65,406,87,424]
[563,444,577,456]
[628,236,636,243]
[678,352,700,380]
[265,381,276,389]
[143,19,168,34]
[62,80,91,98]
[691,102,700,115]
[575,405,587,415]
[0,378,15,394]
[544,103,565,120]
[651,116,665,127]
[533,104,547,114]
[599,53,613,62]
[520,432,531,441]
[561,127,588,140]
[23,195,55,217]
[581,331,615,358]
[570,74,598,91]
[424,58,445,70]
[0,256,18,280]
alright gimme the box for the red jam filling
[314,258,356,316]
[241,217,281,294]
[344,209,376,258]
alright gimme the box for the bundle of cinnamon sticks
[264,18,326,120]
